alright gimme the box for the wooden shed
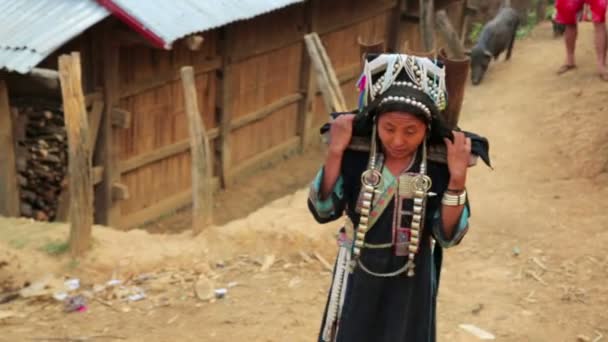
[0,0,469,230]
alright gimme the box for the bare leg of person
[593,22,608,80]
[557,24,578,74]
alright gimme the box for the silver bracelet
[442,190,466,206]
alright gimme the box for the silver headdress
[358,54,448,116]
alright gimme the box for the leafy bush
[516,0,543,39]
[469,21,484,43]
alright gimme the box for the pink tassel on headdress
[356,74,367,109]
[357,75,367,92]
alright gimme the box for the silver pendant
[398,173,432,198]
[361,169,383,188]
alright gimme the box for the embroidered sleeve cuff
[308,167,344,219]
[432,203,470,248]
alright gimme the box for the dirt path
[2,22,607,342]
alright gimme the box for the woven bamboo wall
[225,4,306,168]
[115,32,220,220]
[311,0,396,128]
[227,46,302,165]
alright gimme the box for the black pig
[468,7,520,85]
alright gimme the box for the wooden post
[387,0,405,52]
[219,28,234,187]
[419,0,435,52]
[436,10,466,59]
[304,36,332,115]
[304,33,347,114]
[55,97,104,222]
[297,0,314,152]
[316,36,347,111]
[96,26,121,226]
[180,66,213,235]
[0,79,20,217]
[58,53,92,256]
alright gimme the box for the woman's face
[377,111,427,160]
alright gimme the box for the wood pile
[11,98,67,221]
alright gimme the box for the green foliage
[546,5,556,20]
[41,240,69,255]
[469,21,484,43]
[516,0,541,39]
[8,238,27,249]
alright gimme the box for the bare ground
[1,22,608,342]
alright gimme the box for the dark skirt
[317,235,441,342]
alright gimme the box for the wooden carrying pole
[0,79,20,217]
[180,66,213,235]
[58,52,93,256]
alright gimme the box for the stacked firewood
[12,98,67,221]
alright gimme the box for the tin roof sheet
[0,0,110,73]
[104,0,304,48]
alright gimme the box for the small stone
[194,275,215,301]
[471,303,484,315]
[260,255,276,272]
[167,314,179,325]
[0,310,19,320]
[288,277,302,288]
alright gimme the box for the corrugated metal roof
[104,0,305,48]
[0,0,304,74]
[0,0,110,74]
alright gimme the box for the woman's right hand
[329,114,355,155]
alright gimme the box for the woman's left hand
[443,131,471,189]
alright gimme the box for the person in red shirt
[555,0,608,80]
